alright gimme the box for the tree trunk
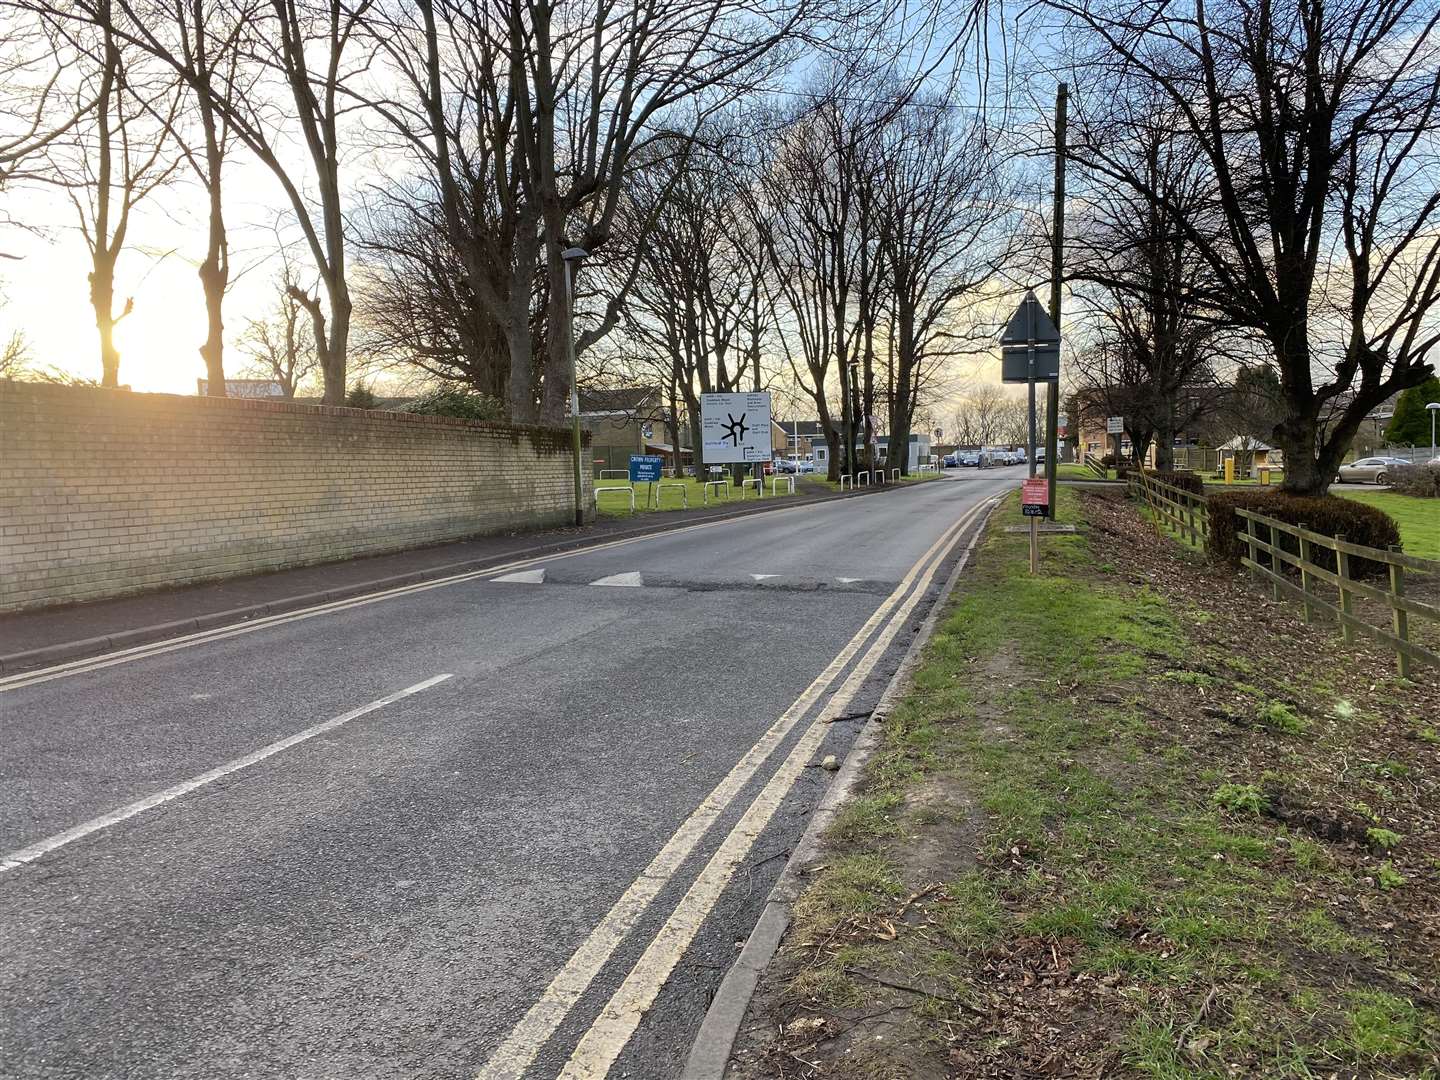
[198,222,228,396]
[197,96,228,397]
[90,261,121,389]
[1153,417,1174,470]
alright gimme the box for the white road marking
[836,576,862,583]
[749,574,779,581]
[0,497,845,694]
[0,674,453,874]
[589,572,643,587]
[477,495,999,1080]
[554,500,998,1079]
[555,498,996,1080]
[491,569,546,584]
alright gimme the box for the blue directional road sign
[629,455,664,483]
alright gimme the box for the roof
[579,386,660,415]
[777,420,826,437]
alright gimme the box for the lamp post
[562,246,588,527]
[1428,402,1439,461]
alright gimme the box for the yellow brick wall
[0,380,594,611]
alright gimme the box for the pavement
[0,467,1023,1080]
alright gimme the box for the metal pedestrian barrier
[656,482,689,509]
[594,485,635,513]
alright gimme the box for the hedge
[1388,463,1440,498]
[1150,470,1204,495]
[1206,490,1401,579]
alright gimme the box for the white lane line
[0,674,453,874]
[492,569,546,584]
[749,574,779,581]
[556,497,1000,1078]
[836,577,862,584]
[590,572,643,587]
[476,496,994,1080]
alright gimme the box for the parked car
[942,452,959,468]
[1336,456,1411,485]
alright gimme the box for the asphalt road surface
[0,468,1020,1080]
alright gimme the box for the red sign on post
[1021,477,1049,517]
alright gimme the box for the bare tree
[1065,99,1232,468]
[100,0,259,396]
[236,271,316,397]
[41,1,178,387]
[612,131,775,478]
[1055,0,1440,493]
[876,100,1014,475]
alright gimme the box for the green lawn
[1054,462,1110,481]
[1335,489,1440,560]
[592,474,824,516]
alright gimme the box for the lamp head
[562,246,589,261]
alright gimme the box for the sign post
[1001,291,1062,573]
[700,391,772,498]
[1106,416,1124,477]
[629,454,663,507]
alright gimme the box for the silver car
[1336,456,1410,485]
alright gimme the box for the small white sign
[1106,416,1124,434]
[701,392,772,463]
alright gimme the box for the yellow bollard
[1224,458,1235,484]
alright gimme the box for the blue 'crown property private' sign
[629,455,664,483]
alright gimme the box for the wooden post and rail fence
[1127,472,1438,676]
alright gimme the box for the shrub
[1366,827,1402,852]
[1387,463,1440,498]
[1151,470,1204,495]
[1212,783,1267,814]
[401,385,505,421]
[1256,701,1308,735]
[1206,490,1401,578]
[1100,453,1117,468]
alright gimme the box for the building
[876,433,933,471]
[579,387,690,475]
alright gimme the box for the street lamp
[1428,402,1440,461]
[563,246,588,527]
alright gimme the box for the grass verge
[731,488,1440,1080]
[1335,489,1440,560]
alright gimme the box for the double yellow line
[478,492,1002,1080]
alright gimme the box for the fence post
[1335,534,1356,644]
[1389,545,1411,678]
[1297,522,1315,624]
[1241,513,1258,581]
[1186,497,1197,547]
[1268,521,1283,601]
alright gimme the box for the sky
[0,1,1054,407]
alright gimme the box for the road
[0,468,1019,1080]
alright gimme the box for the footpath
[706,487,1440,1079]
[0,479,898,674]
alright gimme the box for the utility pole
[563,247,588,527]
[1045,83,1067,519]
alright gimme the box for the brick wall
[0,380,593,611]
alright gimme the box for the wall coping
[0,378,581,442]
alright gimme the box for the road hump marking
[590,572,643,587]
[492,569,546,584]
